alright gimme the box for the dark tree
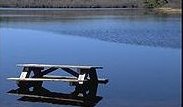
[144,0,169,8]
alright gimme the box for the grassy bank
[0,0,181,8]
[0,0,143,8]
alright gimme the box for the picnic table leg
[88,82,98,98]
[71,84,86,96]
[31,67,44,90]
[71,82,98,97]
[17,67,31,90]
[88,68,98,83]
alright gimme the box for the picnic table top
[17,64,103,69]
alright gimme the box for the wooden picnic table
[7,64,108,89]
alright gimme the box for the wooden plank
[43,75,77,79]
[8,75,108,84]
[7,78,87,82]
[78,74,86,84]
[17,64,103,69]
[38,67,58,77]
[61,68,79,77]
[43,75,108,84]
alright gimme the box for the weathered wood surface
[44,75,108,83]
[7,76,108,84]
[44,75,77,79]
[44,75,108,81]
[17,64,103,69]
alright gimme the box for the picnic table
[7,64,108,89]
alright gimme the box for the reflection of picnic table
[8,84,102,106]
[7,64,108,89]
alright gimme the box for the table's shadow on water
[7,82,103,107]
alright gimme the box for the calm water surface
[0,9,181,107]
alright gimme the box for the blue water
[0,10,181,107]
[0,15,181,48]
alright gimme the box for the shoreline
[0,7,145,11]
[0,7,181,16]
[153,8,182,14]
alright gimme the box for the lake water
[0,9,181,107]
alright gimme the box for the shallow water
[0,9,181,107]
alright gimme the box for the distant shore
[0,7,181,15]
[0,7,144,11]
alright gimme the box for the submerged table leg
[31,67,44,90]
[88,82,98,97]
[88,68,98,83]
[72,82,98,97]
[17,67,31,89]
